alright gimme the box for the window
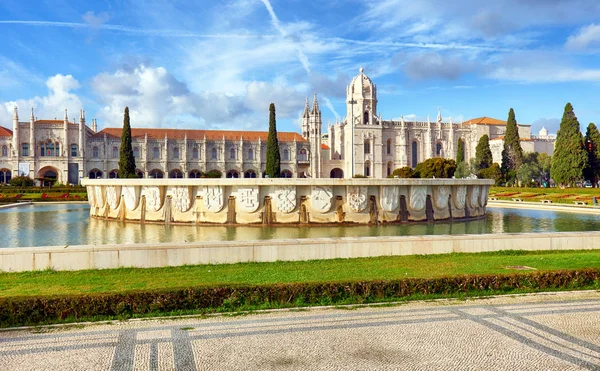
[281,169,293,178]
[153,147,160,159]
[136,170,144,178]
[149,169,163,178]
[133,147,139,158]
[92,146,99,158]
[169,169,183,178]
[71,144,78,157]
[192,148,199,160]
[230,148,236,160]
[112,146,119,158]
[108,170,119,178]
[364,161,370,177]
[364,139,371,154]
[244,169,256,178]
[386,139,391,155]
[40,141,56,157]
[364,111,369,124]
[22,143,29,157]
[436,143,442,156]
[247,148,253,161]
[298,148,308,161]
[189,169,202,178]
[212,148,217,160]
[283,149,289,161]
[0,169,12,184]
[88,169,102,179]
[226,170,239,178]
[412,141,418,168]
[1,145,7,157]
[173,147,179,160]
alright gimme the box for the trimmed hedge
[1,269,599,327]
[1,187,87,194]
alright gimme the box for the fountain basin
[81,178,494,225]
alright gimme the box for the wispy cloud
[566,23,600,50]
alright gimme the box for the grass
[1,249,599,298]
[490,186,600,204]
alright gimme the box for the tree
[584,123,600,186]
[265,103,281,178]
[551,103,587,187]
[500,108,524,183]
[478,163,502,185]
[538,152,552,184]
[456,139,465,164]
[389,166,415,178]
[414,158,457,178]
[118,107,136,178]
[8,175,34,187]
[474,134,493,170]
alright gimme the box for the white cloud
[566,24,600,50]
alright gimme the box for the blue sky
[1,0,600,135]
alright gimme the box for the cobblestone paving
[1,291,600,370]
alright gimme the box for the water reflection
[1,204,600,248]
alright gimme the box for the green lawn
[1,250,599,298]
[490,186,600,204]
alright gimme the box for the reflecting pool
[1,203,600,248]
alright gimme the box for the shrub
[414,158,457,178]
[353,174,367,178]
[8,176,34,187]
[389,167,415,178]
[478,163,503,185]
[203,170,222,178]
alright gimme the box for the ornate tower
[301,97,310,139]
[308,93,322,178]
[12,107,19,157]
[346,68,377,126]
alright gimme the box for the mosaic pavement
[1,291,599,370]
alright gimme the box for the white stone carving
[143,186,163,212]
[106,186,121,209]
[454,185,467,209]
[170,186,191,213]
[236,187,259,212]
[203,186,224,212]
[380,186,399,212]
[122,186,139,211]
[87,186,95,207]
[347,186,368,212]
[95,186,105,208]
[409,185,427,211]
[470,185,480,208]
[311,186,333,213]
[275,186,296,213]
[434,186,450,209]
[479,185,488,207]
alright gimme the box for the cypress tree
[265,103,281,178]
[456,139,465,164]
[584,123,600,187]
[474,134,493,170]
[118,107,136,178]
[550,103,587,187]
[500,108,524,179]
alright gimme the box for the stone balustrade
[81,178,494,225]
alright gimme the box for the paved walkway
[1,291,600,370]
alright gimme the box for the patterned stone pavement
[1,291,600,370]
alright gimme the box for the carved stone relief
[434,186,450,209]
[470,185,480,208]
[275,185,296,213]
[170,186,191,213]
[143,186,163,212]
[454,185,467,209]
[310,186,333,213]
[95,186,105,208]
[122,186,139,211]
[380,186,399,212]
[409,185,427,211]
[347,186,368,212]
[236,187,259,212]
[479,185,488,207]
[106,186,121,209]
[203,186,224,212]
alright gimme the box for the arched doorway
[38,166,58,187]
[330,168,344,178]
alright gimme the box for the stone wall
[82,178,494,225]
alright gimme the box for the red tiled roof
[321,143,330,150]
[91,128,308,142]
[0,126,13,137]
[464,117,507,126]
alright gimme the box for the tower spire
[437,108,442,123]
[64,108,68,121]
[13,106,18,120]
[311,92,320,115]
[30,107,34,120]
[303,96,310,118]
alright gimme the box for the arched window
[136,170,144,178]
[153,147,160,159]
[364,111,369,124]
[226,170,240,178]
[230,148,236,160]
[169,169,183,178]
[1,145,7,157]
[149,169,163,178]
[387,161,393,177]
[133,147,139,158]
[281,169,293,178]
[212,148,217,160]
[109,169,119,178]
[192,148,199,160]
[436,142,443,157]
[330,168,344,178]
[92,146,99,158]
[244,169,256,178]
[412,141,418,168]
[364,139,371,154]
[173,147,179,160]
[248,148,253,161]
[40,141,56,157]
[88,169,102,179]
[0,169,12,184]
[112,146,119,158]
[364,161,371,177]
[283,149,289,161]
[386,139,391,155]
[189,169,202,178]
[298,148,308,161]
